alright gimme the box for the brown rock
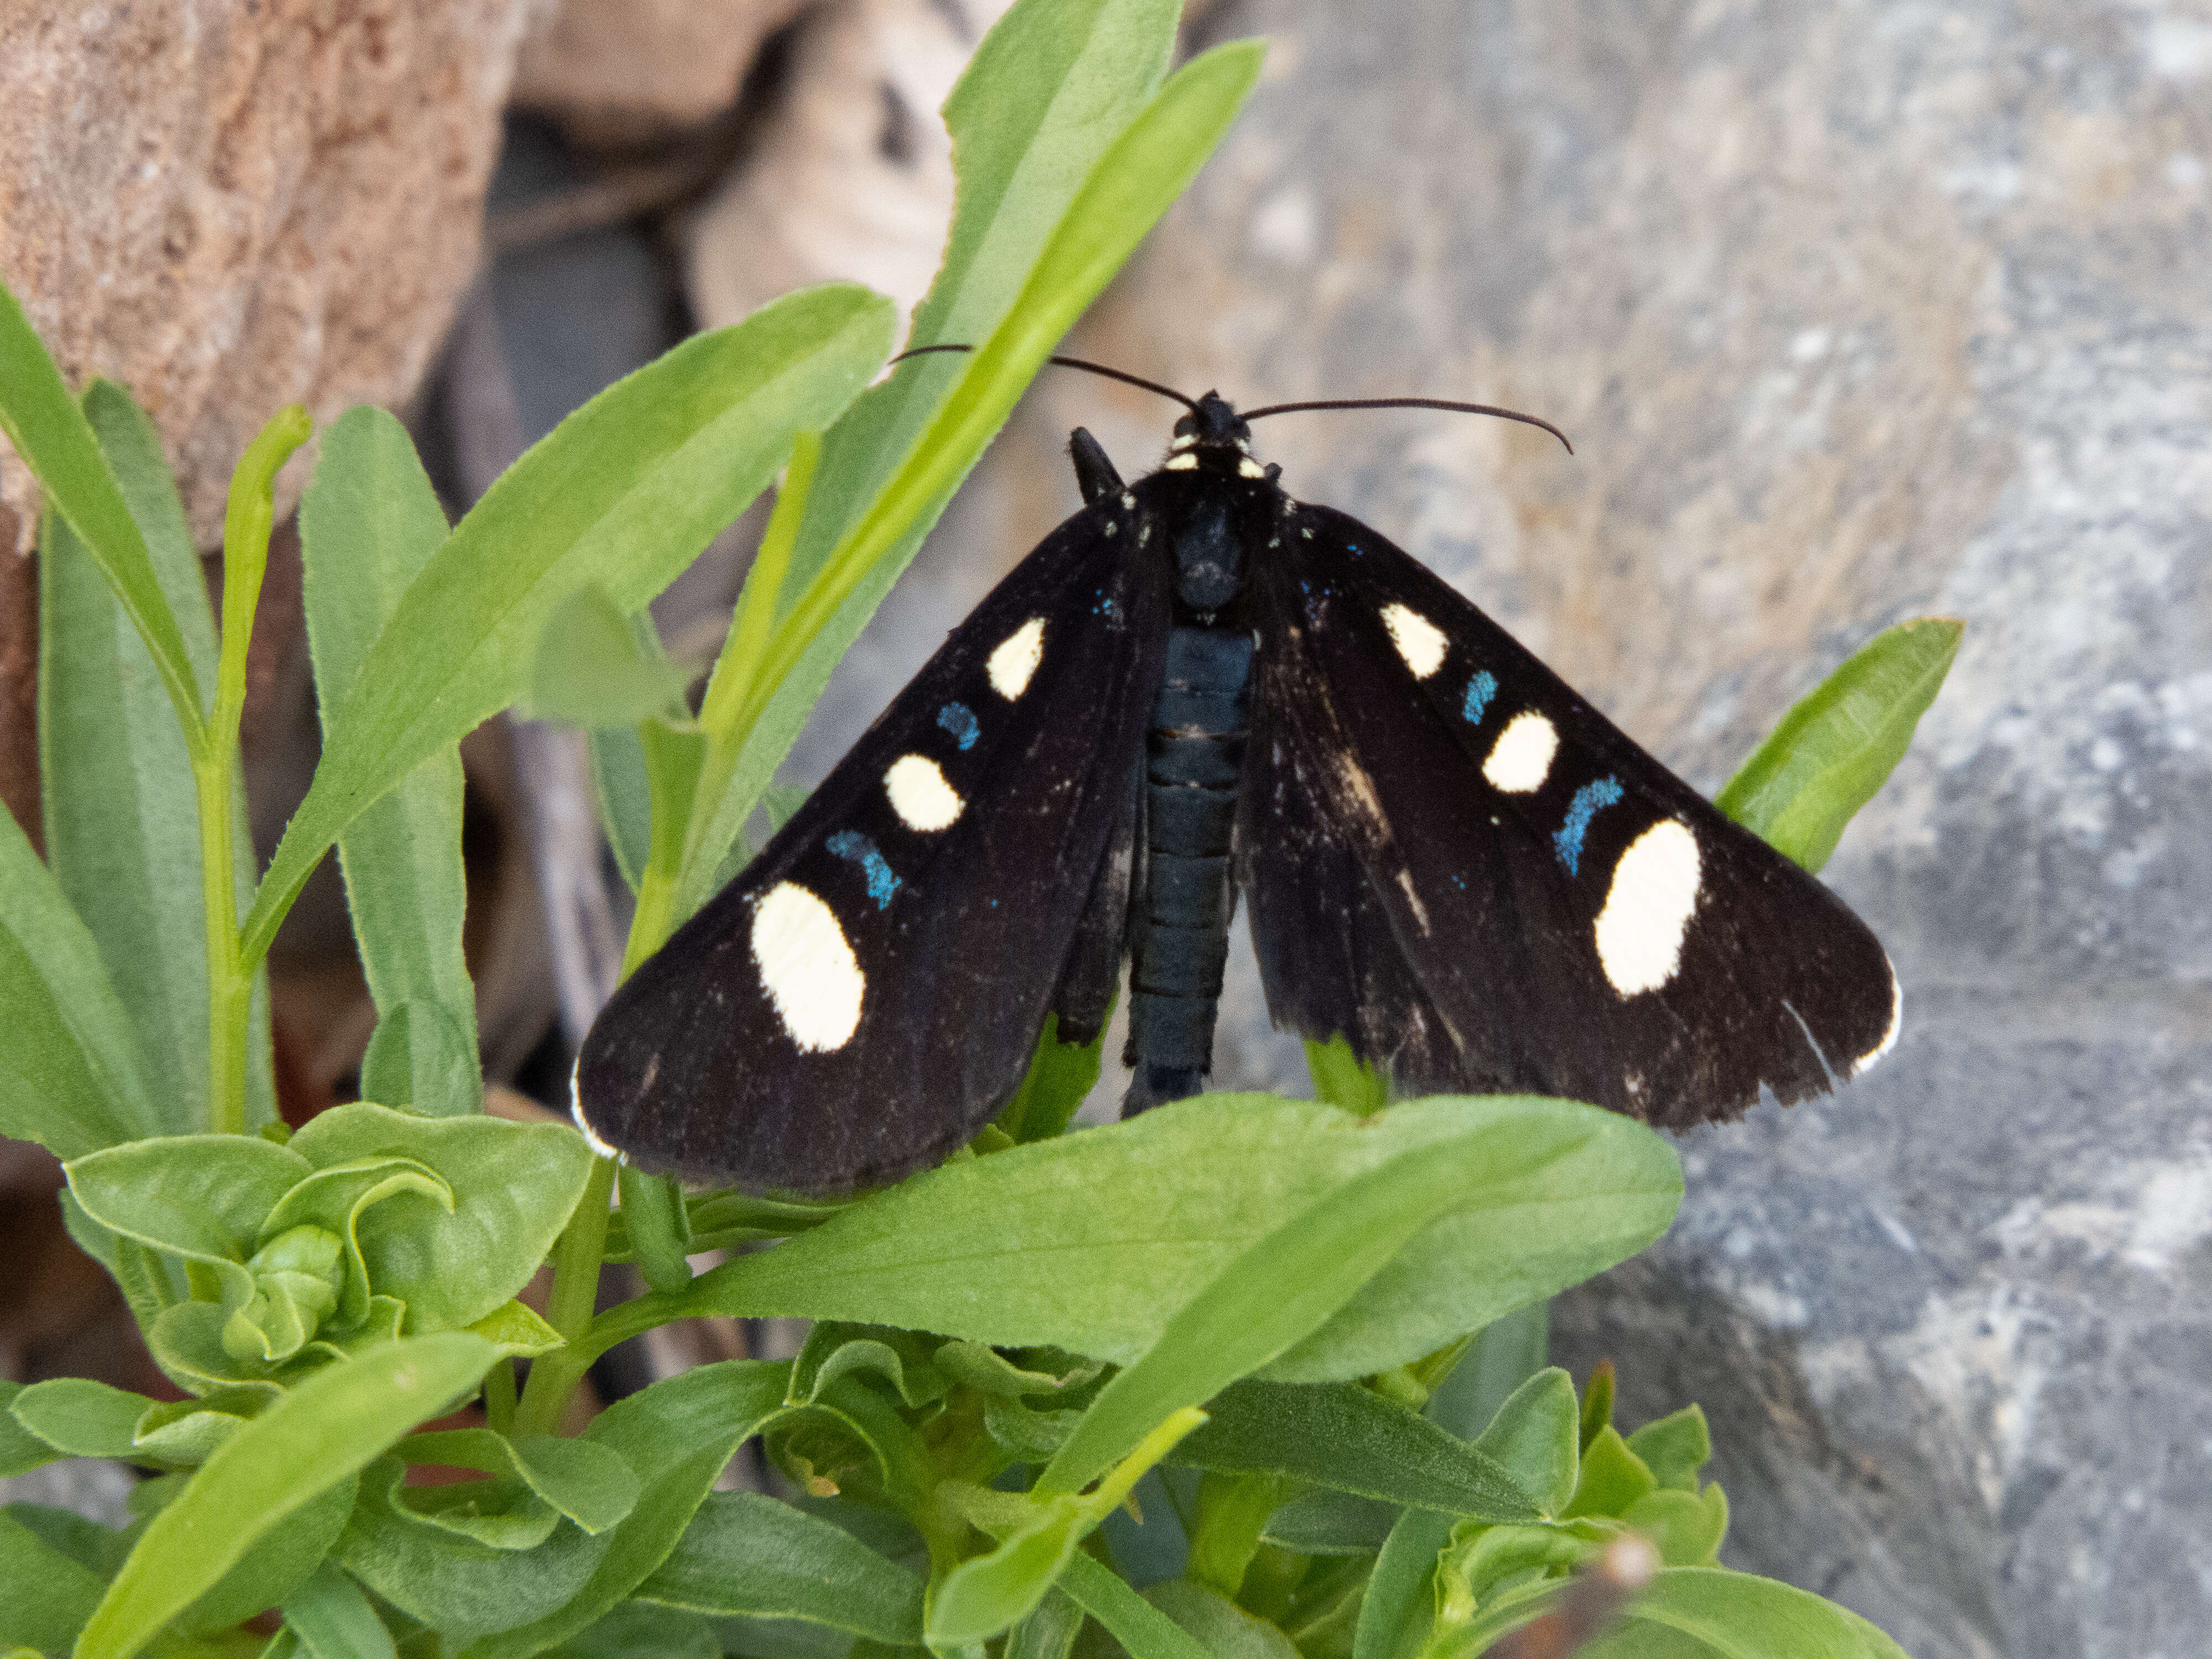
[0,0,533,552]
[512,0,812,148]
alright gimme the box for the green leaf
[0,1509,107,1654]
[587,725,655,894]
[0,279,203,733]
[7,1378,151,1460]
[38,399,234,1140]
[279,1563,398,1659]
[1141,1579,1301,1659]
[1425,1305,1551,1445]
[997,1014,1112,1145]
[0,805,157,1157]
[1624,1406,1710,1493]
[615,1095,1678,1390]
[1471,1370,1580,1520]
[1006,1588,1087,1659]
[246,283,896,967]
[1618,1485,1728,1568]
[129,1390,268,1467]
[1040,1117,1637,1495]
[399,1429,640,1537]
[1172,1382,1537,1520]
[1715,617,1961,873]
[617,1165,695,1296]
[678,18,1258,919]
[285,1102,596,1331]
[1352,1510,1453,1659]
[1562,1427,1656,1521]
[335,1457,611,1644]
[168,1477,357,1636]
[632,1490,925,1641]
[1577,1359,1614,1453]
[66,1132,310,1312]
[1303,1037,1387,1117]
[552,1603,719,1659]
[1057,1551,1214,1659]
[0,1382,64,1477]
[74,1332,495,1659]
[787,1325,950,1410]
[457,1360,795,1659]
[1572,1567,1910,1659]
[299,405,479,1117]
[1262,1490,1398,1556]
[528,587,686,727]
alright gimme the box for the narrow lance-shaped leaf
[630,1490,925,1642]
[72,1332,497,1659]
[0,802,158,1156]
[1717,616,1961,873]
[1036,1126,1575,1496]
[39,383,267,1136]
[676,27,1264,919]
[590,1094,1679,1388]
[0,278,202,732]
[244,284,896,968]
[300,406,481,1115]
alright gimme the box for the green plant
[0,1,1959,1655]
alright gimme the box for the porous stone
[811,1,2210,1652]
[0,0,533,551]
[510,0,812,147]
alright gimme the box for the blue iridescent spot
[1462,670,1499,726]
[1553,777,1624,875]
[827,830,900,908]
[937,701,979,751]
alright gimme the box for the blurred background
[2,2,2208,1653]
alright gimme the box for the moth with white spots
[578,386,1901,1193]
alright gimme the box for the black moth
[577,369,1899,1194]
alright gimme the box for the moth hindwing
[578,392,1898,1193]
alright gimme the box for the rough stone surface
[510,0,811,146]
[799,1,2210,1652]
[0,0,533,550]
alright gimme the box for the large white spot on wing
[751,882,864,1050]
[1483,711,1558,792]
[885,753,963,832]
[1593,819,1702,996]
[1380,602,1448,679]
[988,617,1045,700]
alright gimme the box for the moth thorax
[1175,497,1241,611]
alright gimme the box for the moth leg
[1070,427,1125,504]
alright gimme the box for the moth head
[1166,392,1257,468]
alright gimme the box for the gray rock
[817,0,2210,1651]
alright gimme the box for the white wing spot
[1119,491,1136,509]
[1163,452,1199,470]
[1593,820,1702,996]
[988,617,1045,700]
[1851,968,1903,1077]
[751,883,864,1050]
[1483,711,1558,792]
[1380,603,1448,679]
[1238,457,1267,478]
[885,754,963,832]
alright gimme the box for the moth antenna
[887,343,1203,415]
[1242,395,1573,455]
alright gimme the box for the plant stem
[630,430,818,961]
[513,1152,617,1437]
[200,405,312,1134]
